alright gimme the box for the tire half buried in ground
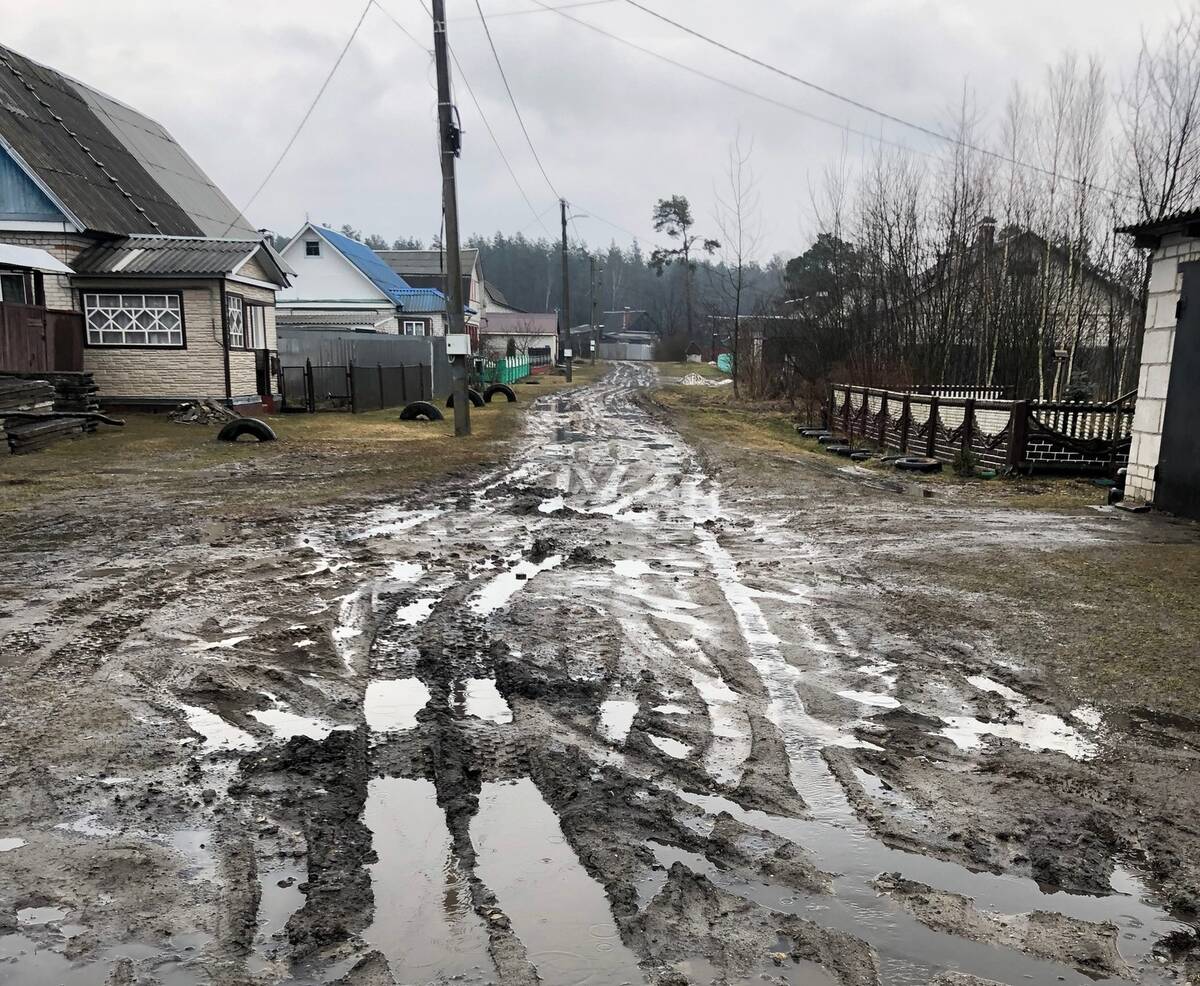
[484,384,518,403]
[894,455,942,473]
[217,417,276,442]
[446,389,485,408]
[399,400,445,421]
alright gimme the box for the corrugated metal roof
[375,249,478,277]
[394,288,450,313]
[0,44,250,237]
[73,81,255,237]
[315,226,418,307]
[71,235,265,276]
[277,309,393,328]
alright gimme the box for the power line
[473,0,563,202]
[525,0,928,160]
[222,0,374,234]
[622,0,1132,199]
[448,0,618,20]
[404,0,555,238]
[371,0,432,53]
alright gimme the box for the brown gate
[0,303,83,372]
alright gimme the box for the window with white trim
[401,320,425,337]
[246,304,266,349]
[226,294,245,349]
[84,292,182,347]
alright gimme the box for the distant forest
[316,223,784,337]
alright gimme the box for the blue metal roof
[395,287,450,313]
[314,225,417,307]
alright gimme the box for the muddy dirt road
[1,363,1197,986]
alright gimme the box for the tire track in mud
[18,365,1188,985]
[275,363,1185,986]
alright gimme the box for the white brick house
[1118,211,1200,518]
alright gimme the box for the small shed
[1118,210,1200,519]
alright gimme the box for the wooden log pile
[168,398,238,424]
[0,377,89,454]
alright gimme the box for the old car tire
[484,383,518,403]
[894,455,942,473]
[399,401,445,422]
[824,444,852,454]
[217,417,276,442]
[482,383,516,403]
[446,389,485,408]
[850,451,872,461]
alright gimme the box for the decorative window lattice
[84,293,182,346]
[227,295,245,349]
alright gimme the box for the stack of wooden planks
[0,376,87,454]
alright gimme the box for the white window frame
[401,319,425,337]
[0,271,28,305]
[83,292,183,348]
[226,294,245,349]
[246,304,266,349]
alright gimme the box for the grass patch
[654,361,729,380]
[0,366,601,519]
[653,384,1107,510]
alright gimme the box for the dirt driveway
[0,363,1197,986]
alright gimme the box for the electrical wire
[221,0,374,234]
[525,0,928,160]
[448,0,619,21]
[473,0,563,202]
[622,0,1132,199]
[402,0,556,238]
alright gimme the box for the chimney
[978,216,997,250]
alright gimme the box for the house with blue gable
[276,223,474,340]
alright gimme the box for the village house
[478,311,558,363]
[0,42,292,410]
[374,248,492,330]
[276,223,466,339]
[1116,210,1200,520]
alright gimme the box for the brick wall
[76,279,227,402]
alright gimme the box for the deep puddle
[365,678,430,732]
[363,778,494,983]
[472,779,645,986]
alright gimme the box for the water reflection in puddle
[365,678,430,732]
[599,699,638,744]
[363,778,493,982]
[469,556,564,616]
[0,837,26,852]
[178,703,257,753]
[472,779,645,986]
[649,735,691,759]
[249,709,351,741]
[450,678,513,724]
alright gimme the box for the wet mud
[0,363,1198,985]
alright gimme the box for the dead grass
[654,361,729,380]
[654,384,1108,511]
[0,366,599,519]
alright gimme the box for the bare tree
[712,132,763,397]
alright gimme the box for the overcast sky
[0,1,1183,259]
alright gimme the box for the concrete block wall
[1125,234,1200,503]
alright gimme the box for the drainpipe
[218,281,232,406]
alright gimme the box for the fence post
[926,395,939,457]
[962,398,975,458]
[419,362,428,401]
[899,393,911,452]
[842,389,851,438]
[1007,400,1029,472]
[305,358,314,413]
[879,392,889,450]
[399,361,407,403]
[347,361,357,413]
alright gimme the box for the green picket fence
[480,356,531,385]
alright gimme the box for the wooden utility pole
[590,254,600,365]
[560,198,572,382]
[433,0,470,435]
